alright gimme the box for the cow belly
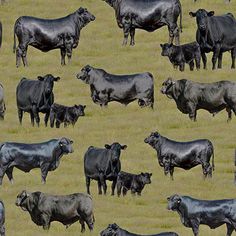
[197,102,226,113]
[30,40,62,52]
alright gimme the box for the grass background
[0,0,235,235]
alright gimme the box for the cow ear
[141,172,144,175]
[149,173,152,177]
[154,132,159,138]
[37,76,44,81]
[105,144,111,149]
[207,11,214,17]
[77,7,84,14]
[167,197,170,201]
[177,198,181,204]
[83,105,86,109]
[70,139,73,144]
[160,44,163,48]
[189,11,196,17]
[121,145,127,150]
[54,76,60,81]
[85,65,91,72]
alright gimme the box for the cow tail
[212,147,215,171]
[147,72,154,109]
[0,21,2,49]
[13,21,17,53]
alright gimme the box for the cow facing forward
[144,132,214,179]
[76,65,154,108]
[16,74,60,126]
[0,137,73,185]
[103,0,182,45]
[16,190,94,232]
[13,8,95,67]
[189,9,236,70]
[161,77,236,121]
[84,143,127,195]
[101,223,179,236]
[50,103,86,128]
[167,194,236,236]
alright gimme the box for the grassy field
[0,0,236,235]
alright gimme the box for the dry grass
[0,0,235,235]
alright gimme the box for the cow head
[76,7,95,27]
[144,132,160,148]
[58,137,74,154]
[104,142,127,163]
[73,104,86,117]
[100,223,119,236]
[76,65,94,84]
[167,194,182,211]
[37,74,60,97]
[160,43,174,57]
[160,77,176,99]
[15,190,31,211]
[140,172,152,185]
[189,9,214,32]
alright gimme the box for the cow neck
[171,80,186,101]
[176,201,189,225]
[52,143,64,162]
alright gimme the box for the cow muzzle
[90,15,96,21]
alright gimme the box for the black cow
[117,171,152,196]
[189,9,236,70]
[13,7,95,67]
[76,65,154,108]
[16,190,95,232]
[0,84,6,120]
[161,77,236,122]
[84,142,127,195]
[144,132,214,180]
[0,201,5,236]
[167,194,236,236]
[101,223,179,236]
[103,0,182,45]
[16,74,60,127]
[160,42,201,71]
[0,21,2,49]
[0,137,73,185]
[50,103,86,128]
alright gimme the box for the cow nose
[144,138,148,143]
[91,15,96,21]
[160,88,165,94]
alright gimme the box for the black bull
[144,132,214,179]
[103,0,182,45]
[13,7,95,67]
[16,190,95,232]
[189,9,236,70]
[167,194,236,236]
[161,77,236,121]
[0,137,73,185]
[100,223,179,236]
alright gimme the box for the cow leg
[30,111,34,126]
[186,102,197,121]
[86,176,91,195]
[122,14,131,46]
[99,175,107,195]
[16,46,23,67]
[60,48,66,65]
[179,63,185,72]
[0,165,8,185]
[231,48,236,69]
[66,47,73,64]
[122,187,128,196]
[40,163,50,184]
[201,50,207,69]
[79,219,86,233]
[111,179,117,196]
[44,112,50,127]
[189,61,194,71]
[41,214,51,230]
[32,105,40,127]
[85,215,94,231]
[55,120,61,128]
[18,108,23,125]
[218,52,223,69]
[122,26,130,46]
[195,56,201,70]
[226,223,234,236]
[19,44,28,67]
[226,107,232,122]
[116,181,122,197]
[212,46,220,70]
[6,167,14,184]
[97,180,102,195]
[130,28,135,46]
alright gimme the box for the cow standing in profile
[144,132,214,179]
[103,0,182,46]
[189,9,236,70]
[16,74,60,127]
[13,7,95,67]
[16,190,95,232]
